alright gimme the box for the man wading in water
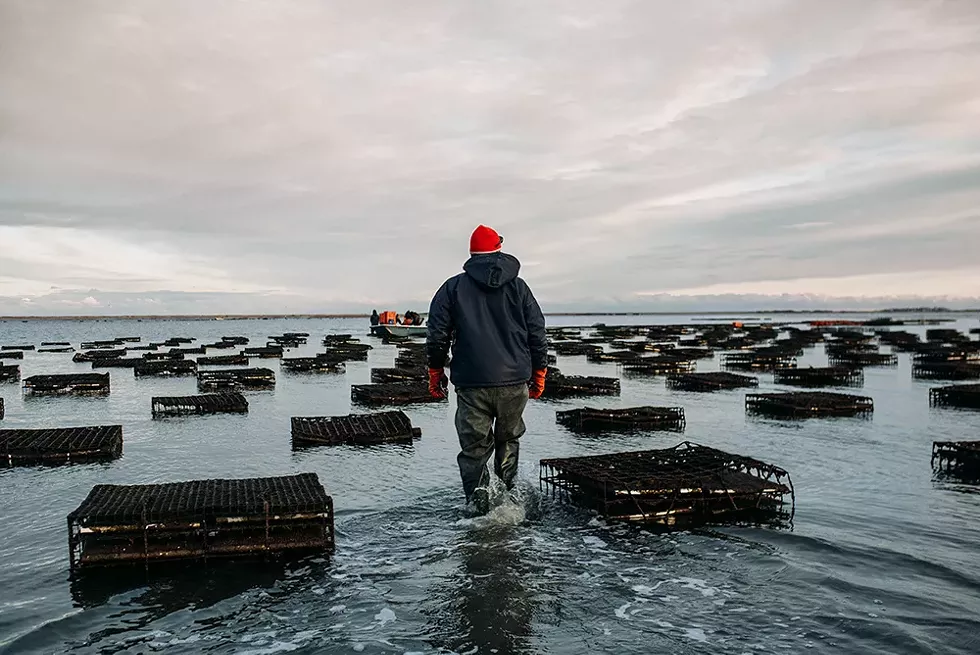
[426,225,549,515]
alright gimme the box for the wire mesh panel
[23,373,110,396]
[556,407,685,432]
[929,384,980,409]
[134,360,198,378]
[745,392,874,418]
[773,367,864,388]
[197,368,276,391]
[0,365,20,383]
[351,382,445,406]
[151,393,249,417]
[932,441,980,478]
[540,441,793,528]
[666,372,759,392]
[292,411,421,447]
[1,425,122,466]
[67,472,334,572]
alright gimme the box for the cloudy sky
[2,0,979,315]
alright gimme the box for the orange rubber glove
[528,368,548,399]
[428,367,448,399]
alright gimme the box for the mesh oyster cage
[556,406,685,432]
[827,352,898,368]
[281,357,346,373]
[114,337,141,343]
[370,367,425,383]
[541,369,620,398]
[825,342,879,357]
[291,411,422,447]
[323,344,372,362]
[2,345,35,351]
[73,349,126,363]
[912,347,980,365]
[912,362,980,381]
[932,441,980,479]
[0,397,4,420]
[0,365,20,383]
[134,360,198,378]
[322,334,355,345]
[350,382,445,406]
[586,350,643,363]
[0,351,25,360]
[221,336,250,345]
[23,373,110,396]
[142,352,185,361]
[243,346,284,358]
[2,425,122,467]
[198,355,249,366]
[722,352,797,371]
[553,343,603,356]
[168,346,206,356]
[773,367,864,388]
[201,341,237,350]
[540,441,794,528]
[746,392,874,418]
[878,331,921,350]
[151,393,249,417]
[926,329,968,343]
[165,337,196,345]
[197,368,276,391]
[66,472,334,572]
[665,372,759,392]
[91,357,143,369]
[620,357,696,376]
[80,340,122,349]
[929,384,980,409]
[38,347,75,353]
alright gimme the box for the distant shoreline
[0,308,977,321]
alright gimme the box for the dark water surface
[1,314,979,654]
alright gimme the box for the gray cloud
[2,0,980,314]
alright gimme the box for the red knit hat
[469,225,503,255]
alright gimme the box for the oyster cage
[323,343,372,362]
[24,373,110,396]
[912,362,980,381]
[67,472,334,572]
[540,441,794,529]
[198,354,249,367]
[350,382,445,406]
[91,357,143,369]
[746,392,874,418]
[281,357,346,373]
[197,368,276,392]
[620,357,696,376]
[556,406,685,433]
[932,441,980,479]
[666,372,759,392]
[291,411,422,447]
[134,360,198,378]
[542,368,620,398]
[0,397,4,420]
[828,352,898,368]
[722,352,797,371]
[73,349,125,363]
[243,346,284,359]
[2,425,122,467]
[0,351,24,360]
[370,367,425,383]
[773,367,864,388]
[1,364,20,383]
[151,393,249,418]
[929,384,980,409]
[2,344,35,351]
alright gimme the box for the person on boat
[402,311,415,326]
[370,310,380,327]
[426,224,548,514]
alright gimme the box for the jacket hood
[463,252,521,289]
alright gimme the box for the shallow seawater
[1,314,979,655]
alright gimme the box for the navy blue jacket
[426,253,548,389]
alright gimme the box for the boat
[372,324,428,338]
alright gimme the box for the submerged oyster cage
[542,368,620,398]
[67,472,334,572]
[281,357,346,373]
[0,351,25,360]
[350,382,444,405]
[197,368,276,391]
[291,411,422,447]
[134,360,198,378]
[24,373,110,396]
[91,357,143,369]
[198,354,249,367]
[912,362,980,381]
[370,367,425,383]
[932,441,980,478]
[1,425,122,466]
[151,393,249,418]
[556,406,685,432]
[540,441,794,528]
[666,372,759,392]
[746,391,874,418]
[929,384,980,409]
[0,364,20,383]
[773,367,864,388]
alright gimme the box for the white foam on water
[375,607,396,626]
[330,605,346,613]
[684,628,708,642]
[673,577,718,597]
[614,602,632,619]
